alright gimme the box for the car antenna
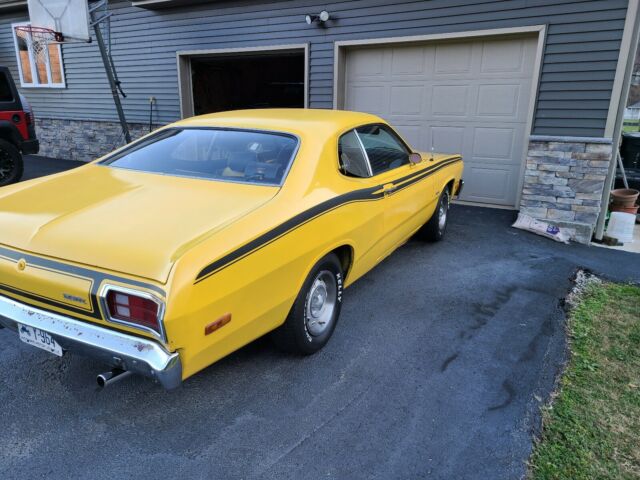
[429,135,435,162]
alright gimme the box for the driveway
[1,156,639,480]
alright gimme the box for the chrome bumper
[0,295,182,390]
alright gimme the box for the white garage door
[344,36,538,207]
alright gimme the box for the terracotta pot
[611,188,639,207]
[610,203,639,215]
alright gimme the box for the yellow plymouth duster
[0,109,463,389]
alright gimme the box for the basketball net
[14,26,61,66]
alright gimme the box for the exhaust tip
[97,369,132,388]
[96,373,109,388]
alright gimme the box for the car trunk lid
[0,165,278,283]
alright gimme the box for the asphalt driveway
[1,156,639,479]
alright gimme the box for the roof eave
[0,0,27,12]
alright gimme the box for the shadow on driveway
[1,156,639,479]
[22,154,84,181]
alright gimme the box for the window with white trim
[12,22,65,88]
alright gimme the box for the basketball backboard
[27,0,91,42]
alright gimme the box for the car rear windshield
[100,127,298,186]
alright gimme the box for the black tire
[271,253,344,355]
[417,188,450,242]
[0,139,23,187]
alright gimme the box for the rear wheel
[271,253,343,355]
[0,139,23,187]
[417,188,450,242]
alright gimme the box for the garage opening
[190,50,305,115]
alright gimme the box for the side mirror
[409,153,422,164]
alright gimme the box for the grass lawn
[529,280,640,480]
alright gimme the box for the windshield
[101,128,299,186]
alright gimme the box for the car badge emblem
[63,293,87,305]
[17,259,26,271]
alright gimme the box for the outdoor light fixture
[305,10,330,25]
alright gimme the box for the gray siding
[0,0,629,137]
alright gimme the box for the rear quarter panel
[165,198,387,379]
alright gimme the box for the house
[0,0,638,244]
[625,100,640,120]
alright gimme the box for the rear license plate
[18,324,63,357]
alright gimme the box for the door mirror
[409,152,422,164]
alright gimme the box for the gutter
[595,0,640,240]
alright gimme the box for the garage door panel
[347,84,388,115]
[463,165,514,205]
[480,39,526,74]
[390,85,426,115]
[391,46,428,74]
[432,85,469,116]
[431,125,466,154]
[345,35,538,207]
[476,84,521,117]
[472,127,517,161]
[435,43,473,74]
[348,49,385,78]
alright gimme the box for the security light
[305,11,331,25]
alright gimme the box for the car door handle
[382,183,397,194]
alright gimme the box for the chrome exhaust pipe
[97,369,133,388]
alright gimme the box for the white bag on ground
[512,213,571,244]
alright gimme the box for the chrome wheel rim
[438,196,448,232]
[305,270,337,336]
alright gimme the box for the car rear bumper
[21,139,39,155]
[0,294,182,389]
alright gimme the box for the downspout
[595,0,640,240]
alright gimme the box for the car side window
[338,130,371,178]
[356,125,410,175]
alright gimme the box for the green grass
[623,121,640,132]
[529,281,640,480]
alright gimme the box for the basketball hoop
[15,25,64,43]
[15,25,63,65]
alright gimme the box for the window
[12,23,65,88]
[0,74,14,102]
[356,124,410,175]
[101,128,298,186]
[338,130,371,178]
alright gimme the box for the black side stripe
[195,157,461,284]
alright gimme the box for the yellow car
[0,109,463,389]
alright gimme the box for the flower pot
[610,203,639,215]
[611,188,639,207]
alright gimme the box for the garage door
[344,36,538,207]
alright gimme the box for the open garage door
[183,47,306,116]
[342,36,539,208]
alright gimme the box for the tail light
[103,287,165,340]
[19,93,33,124]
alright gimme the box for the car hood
[0,165,278,283]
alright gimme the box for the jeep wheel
[0,139,23,187]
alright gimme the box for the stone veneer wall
[520,135,613,244]
[35,118,164,161]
